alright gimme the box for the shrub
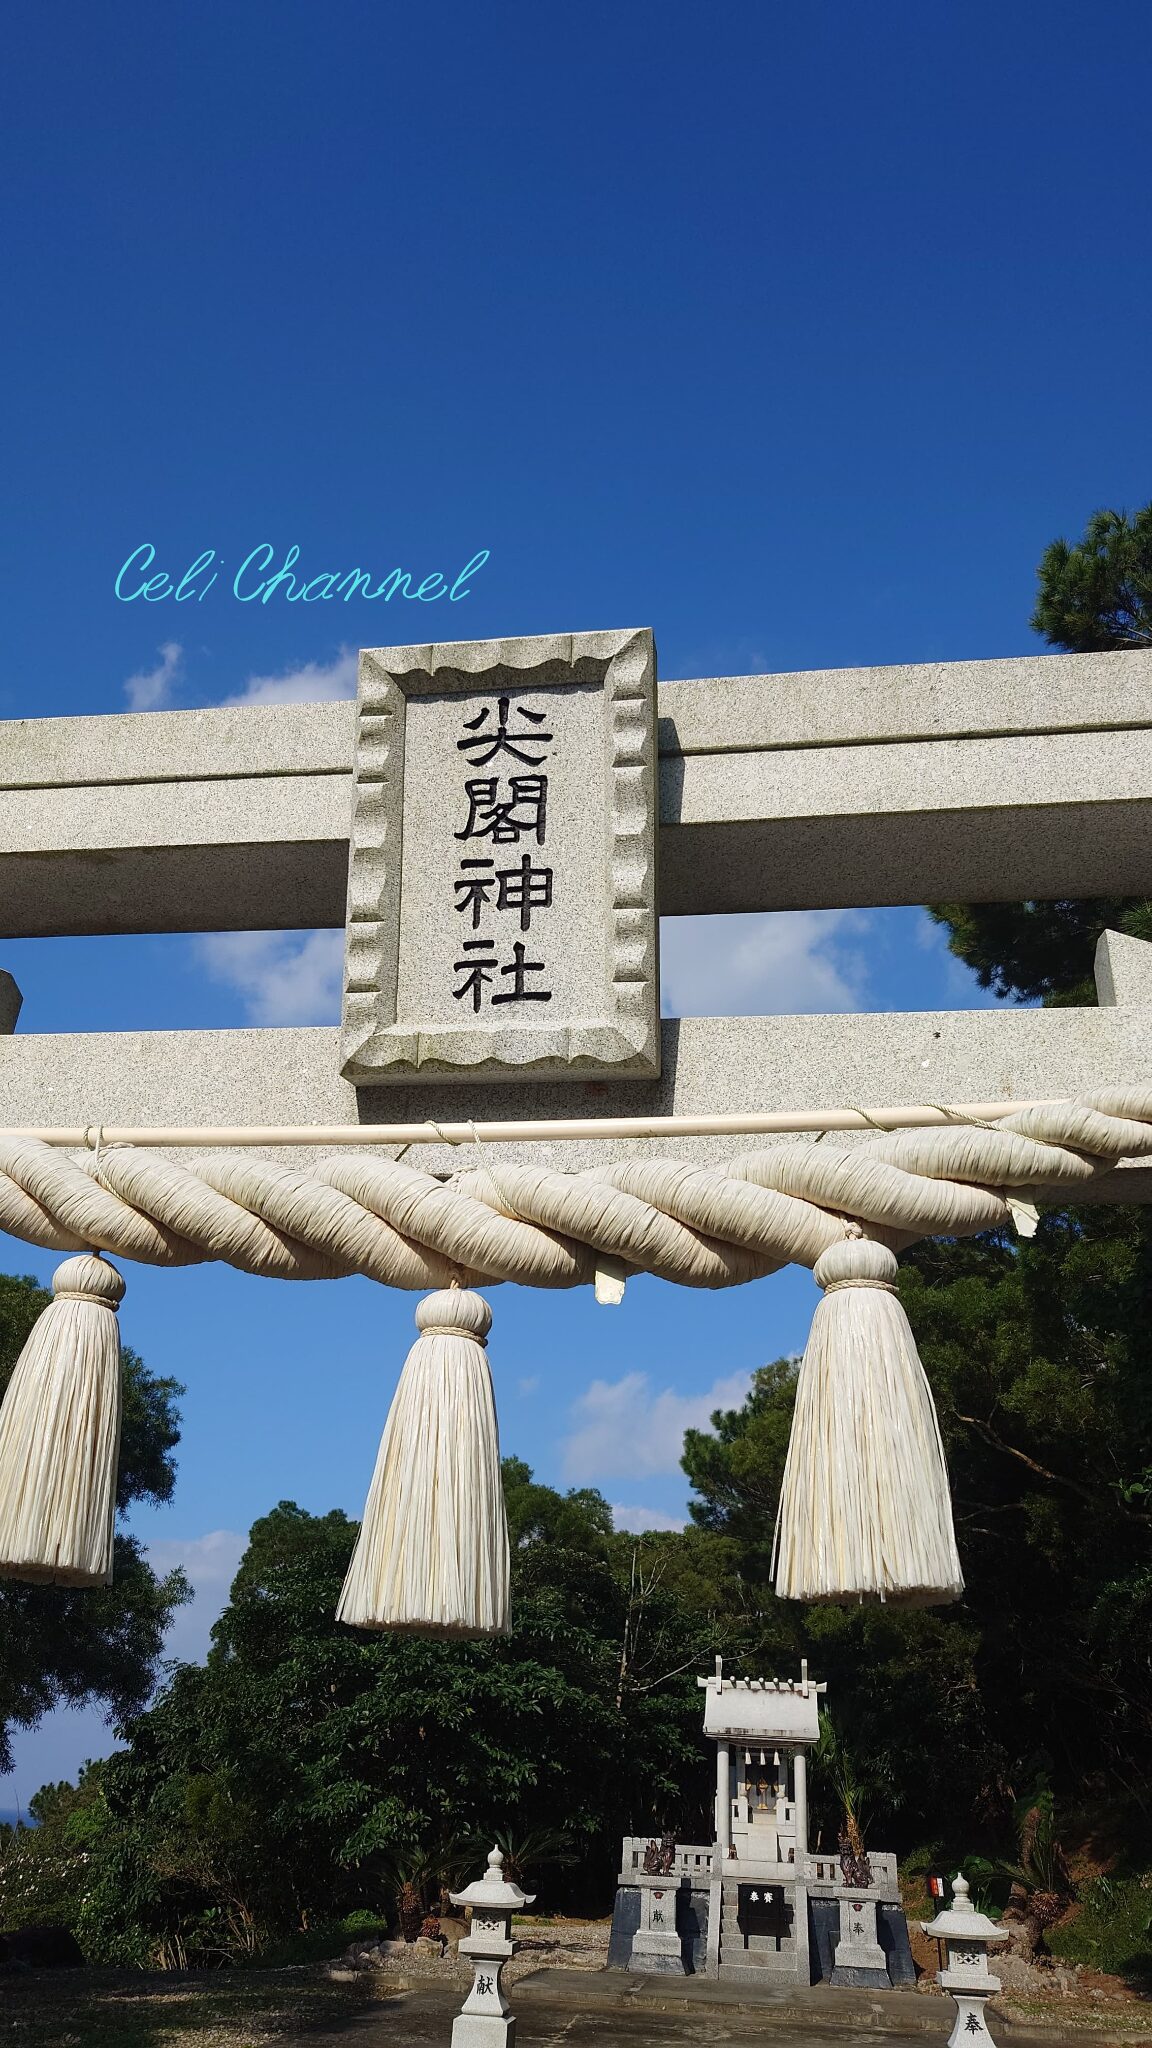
[1049,1875,1152,1983]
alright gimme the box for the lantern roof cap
[450,1846,536,1912]
[921,1872,1009,1943]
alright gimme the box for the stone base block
[830,1962,892,1989]
[718,1961,805,1986]
[630,1923,687,1973]
[451,2015,515,2047]
[632,1930,683,1956]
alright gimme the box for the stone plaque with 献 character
[340,629,659,1083]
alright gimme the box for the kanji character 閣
[455,775,548,845]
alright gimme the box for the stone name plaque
[340,629,659,1083]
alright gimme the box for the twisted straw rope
[0,1089,1150,1290]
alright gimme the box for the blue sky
[1,0,1150,1803]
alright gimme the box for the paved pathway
[296,1968,1096,2048]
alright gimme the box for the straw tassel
[772,1238,963,1606]
[337,1289,510,1637]
[0,1254,125,1588]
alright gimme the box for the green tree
[48,1472,738,1963]
[679,1223,1152,1853]
[0,1272,188,1773]
[1031,506,1152,652]
[856,509,1152,1858]
[0,1767,111,1938]
[929,500,1152,1002]
[682,1369,992,1855]
[925,507,1152,1801]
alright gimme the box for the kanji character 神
[454,854,553,930]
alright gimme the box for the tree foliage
[0,1475,745,1963]
[911,500,1152,1875]
[1031,506,1152,652]
[929,500,1152,1002]
[685,513,1152,1866]
[0,1273,188,1773]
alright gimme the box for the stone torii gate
[0,628,1150,1627]
[0,629,1150,1192]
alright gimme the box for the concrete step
[719,1950,800,1973]
[716,1963,809,1988]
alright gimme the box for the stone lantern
[449,1845,536,2047]
[921,1872,1009,2047]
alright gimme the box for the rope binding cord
[0,1086,1148,1630]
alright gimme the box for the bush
[1049,1875,1152,1982]
[254,1912,389,1968]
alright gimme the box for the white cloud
[124,641,183,711]
[659,909,869,1017]
[194,929,343,1025]
[561,1369,751,1482]
[147,1528,246,1665]
[225,647,358,705]
[612,1504,686,1534]
[517,1375,540,1396]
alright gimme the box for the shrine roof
[701,1680,821,1743]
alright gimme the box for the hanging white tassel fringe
[337,1288,510,1637]
[772,1238,963,1606]
[0,1254,125,1588]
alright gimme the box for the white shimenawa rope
[0,1087,1147,1286]
[1,1087,1149,1619]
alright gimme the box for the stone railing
[619,1837,714,1880]
[619,1836,900,1899]
[808,1850,900,1898]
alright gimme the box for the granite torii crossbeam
[0,634,1150,1189]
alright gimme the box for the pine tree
[930,502,1152,1000]
[1031,507,1152,653]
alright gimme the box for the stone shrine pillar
[628,1873,687,1974]
[830,1893,889,1988]
[715,1737,731,1853]
[792,1747,808,1869]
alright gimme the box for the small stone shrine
[609,1657,914,1987]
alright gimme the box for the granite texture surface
[0,979,1149,1189]
[2,646,1151,935]
[340,631,659,1083]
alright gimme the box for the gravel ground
[2,1951,1149,2048]
[334,1916,611,1987]
[0,1965,382,2048]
